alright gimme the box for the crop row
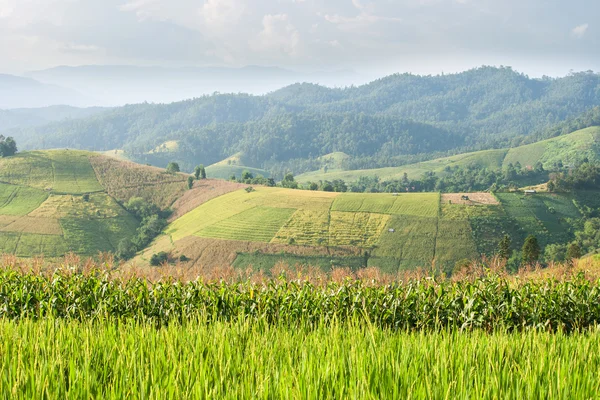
[2,269,600,332]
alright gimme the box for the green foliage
[194,164,206,179]
[498,235,511,260]
[166,162,180,173]
[522,235,541,265]
[187,176,194,189]
[150,251,169,266]
[3,270,600,334]
[0,135,17,157]
[567,242,582,260]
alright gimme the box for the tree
[498,234,511,260]
[150,252,169,266]
[116,238,137,260]
[187,176,194,189]
[566,242,582,260]
[544,243,566,263]
[194,165,206,180]
[166,162,180,173]
[242,170,254,181]
[522,235,540,265]
[0,136,17,157]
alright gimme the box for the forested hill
[10,67,600,175]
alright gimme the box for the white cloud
[572,23,589,38]
[200,0,246,32]
[252,14,300,56]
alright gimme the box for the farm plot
[198,206,296,243]
[61,216,139,255]
[0,184,48,216]
[29,194,130,219]
[435,219,478,267]
[0,150,102,194]
[48,151,103,193]
[167,189,264,241]
[388,193,439,217]
[496,193,579,247]
[332,194,398,214]
[271,210,331,246]
[332,193,439,217]
[374,216,437,258]
[248,188,337,212]
[90,155,189,208]
[0,217,62,235]
[233,253,366,273]
[441,192,499,206]
[329,212,389,248]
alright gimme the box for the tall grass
[1,319,599,399]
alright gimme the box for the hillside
[138,186,590,273]
[8,68,600,176]
[298,127,600,183]
[0,106,108,132]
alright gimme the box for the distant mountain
[0,74,90,109]
[0,105,109,132]
[27,65,362,106]
[10,67,600,178]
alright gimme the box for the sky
[0,0,598,78]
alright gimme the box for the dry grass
[169,179,246,222]
[136,235,362,270]
[0,217,62,235]
[89,155,189,209]
[4,253,598,287]
[442,192,499,205]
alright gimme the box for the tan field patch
[29,194,127,219]
[136,235,361,269]
[169,179,247,222]
[0,215,18,228]
[0,217,62,235]
[89,155,189,208]
[441,192,499,206]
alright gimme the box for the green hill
[298,127,600,183]
[0,149,201,257]
[10,68,600,177]
[138,186,591,273]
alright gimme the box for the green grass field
[205,165,271,180]
[0,150,103,194]
[297,127,600,183]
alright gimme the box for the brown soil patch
[169,179,247,222]
[136,235,362,269]
[441,192,499,206]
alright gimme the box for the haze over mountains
[1,65,361,109]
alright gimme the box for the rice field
[198,206,296,242]
[0,150,103,194]
[2,319,599,399]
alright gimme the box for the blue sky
[0,0,597,77]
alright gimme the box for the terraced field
[153,186,592,273]
[0,150,141,257]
